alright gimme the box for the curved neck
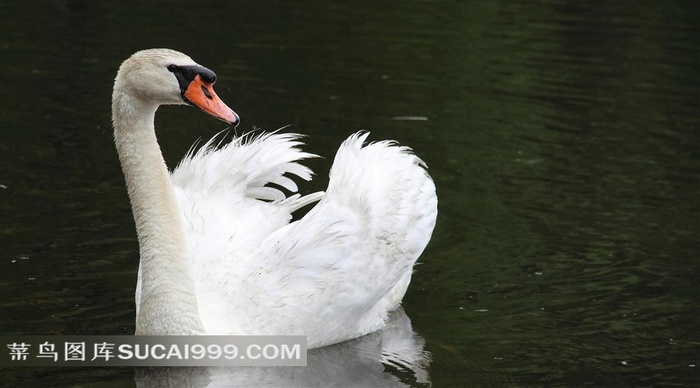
[112,91,204,335]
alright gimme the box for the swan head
[114,48,239,126]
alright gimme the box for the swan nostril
[201,85,213,99]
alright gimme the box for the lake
[0,0,698,386]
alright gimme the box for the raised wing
[236,132,438,347]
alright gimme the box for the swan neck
[112,91,204,335]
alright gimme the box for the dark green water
[1,1,698,386]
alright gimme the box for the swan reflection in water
[135,308,430,387]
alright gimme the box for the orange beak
[184,75,239,126]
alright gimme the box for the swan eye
[167,64,178,72]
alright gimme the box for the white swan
[112,48,437,348]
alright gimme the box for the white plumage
[115,49,437,348]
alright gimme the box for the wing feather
[237,132,438,347]
[165,130,436,347]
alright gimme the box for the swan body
[112,49,437,348]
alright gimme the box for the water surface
[0,1,698,386]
